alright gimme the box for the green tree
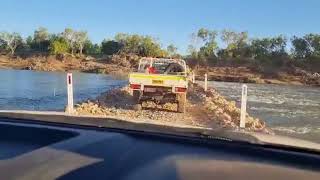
[291,36,312,59]
[187,45,198,59]
[119,34,142,54]
[101,39,122,55]
[62,28,89,55]
[84,40,101,55]
[196,28,218,59]
[186,28,218,64]
[112,33,165,57]
[251,38,270,58]
[139,36,163,57]
[251,35,287,58]
[33,27,50,52]
[74,31,88,55]
[197,28,217,42]
[0,32,22,55]
[167,44,178,57]
[304,34,320,57]
[0,43,5,53]
[220,29,249,58]
[157,49,169,58]
[271,35,287,57]
[49,38,69,55]
[26,36,33,49]
[62,28,77,55]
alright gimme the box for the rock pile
[293,67,320,86]
[194,84,268,132]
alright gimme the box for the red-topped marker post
[66,73,74,114]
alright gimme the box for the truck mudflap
[177,93,187,113]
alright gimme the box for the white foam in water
[248,96,274,104]
[211,81,320,142]
[296,100,320,106]
[272,126,313,134]
[250,107,289,113]
[248,95,286,105]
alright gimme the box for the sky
[0,0,319,54]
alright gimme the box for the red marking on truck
[130,84,141,89]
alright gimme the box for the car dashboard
[0,118,319,180]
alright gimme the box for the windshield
[0,0,319,152]
[138,58,187,75]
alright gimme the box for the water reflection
[0,70,126,111]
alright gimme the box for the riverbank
[74,83,272,134]
[0,55,131,76]
[0,55,319,86]
[194,66,320,86]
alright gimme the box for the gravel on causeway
[74,83,272,134]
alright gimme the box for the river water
[0,69,319,143]
[0,69,126,111]
[208,81,320,143]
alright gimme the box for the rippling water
[208,81,320,143]
[0,69,126,111]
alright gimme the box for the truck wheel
[133,90,142,111]
[177,93,186,113]
[133,90,141,102]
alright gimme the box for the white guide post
[204,73,208,92]
[67,73,74,114]
[192,72,195,83]
[240,84,248,128]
